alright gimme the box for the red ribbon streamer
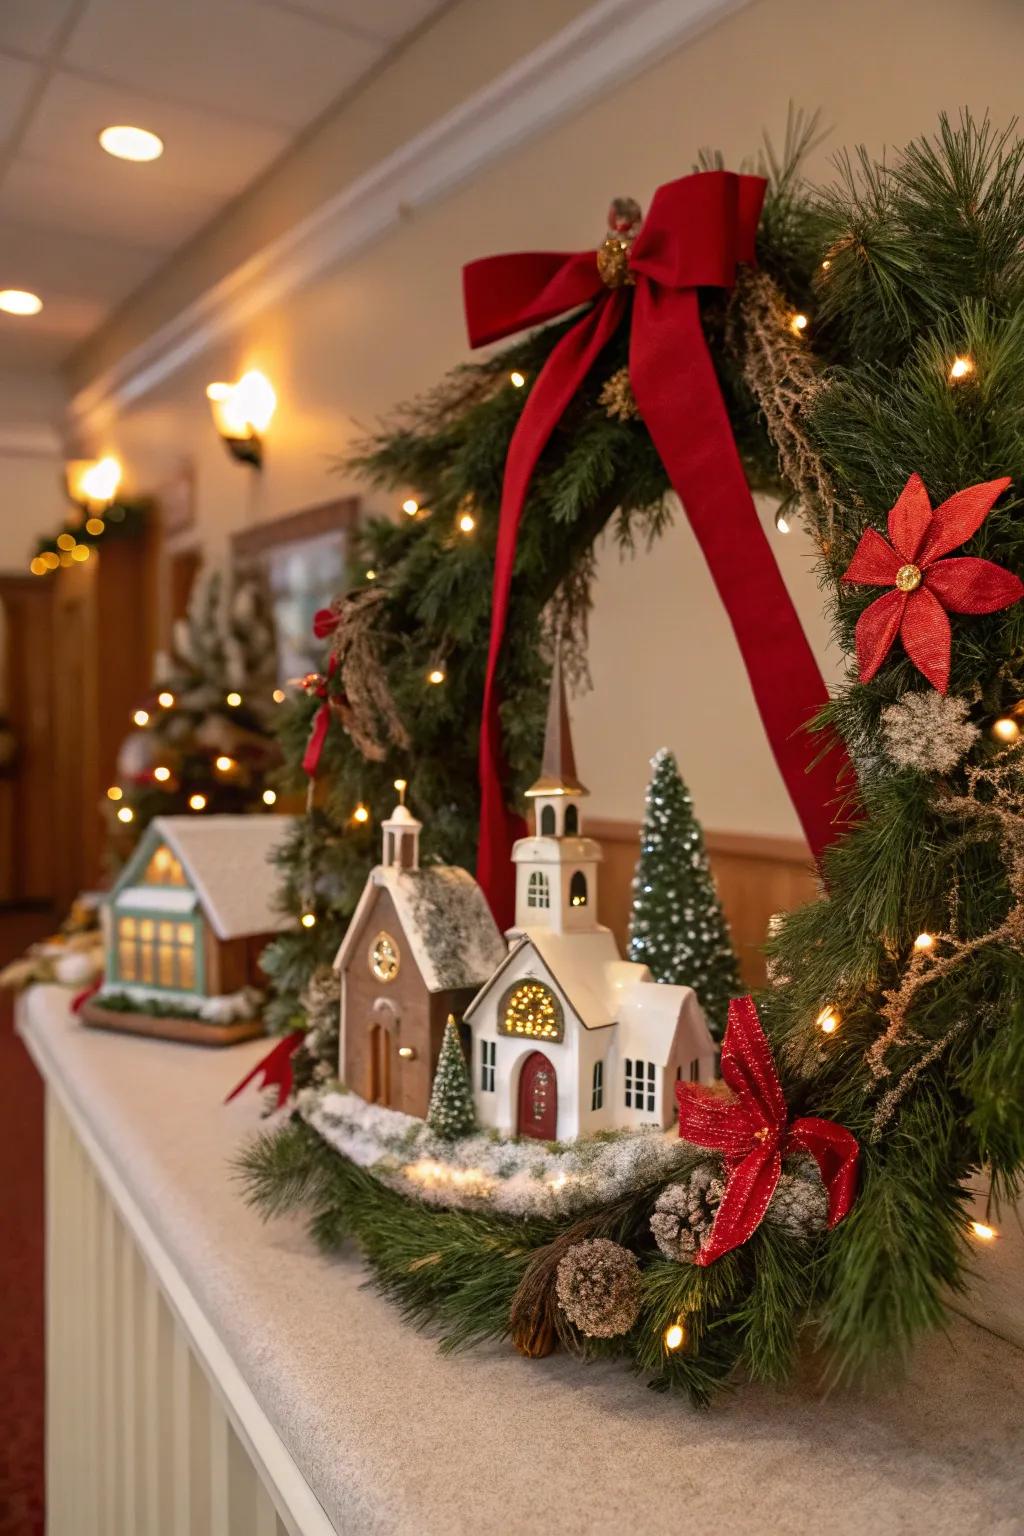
[225,1028,305,1112]
[302,657,337,779]
[464,169,855,928]
[71,976,102,1014]
[676,995,859,1265]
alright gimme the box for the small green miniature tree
[628,748,742,1037]
[427,1016,476,1139]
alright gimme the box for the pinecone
[764,1158,829,1238]
[555,1239,642,1339]
[598,366,639,421]
[650,1164,724,1264]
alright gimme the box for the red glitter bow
[225,1028,304,1112]
[841,473,1022,693]
[676,996,859,1266]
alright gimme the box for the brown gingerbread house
[333,788,506,1115]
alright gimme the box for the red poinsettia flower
[841,473,1022,693]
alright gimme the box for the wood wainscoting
[589,819,819,989]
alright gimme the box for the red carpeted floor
[0,912,51,1536]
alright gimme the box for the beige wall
[61,0,1024,839]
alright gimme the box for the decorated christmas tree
[628,748,741,1035]
[105,564,282,862]
[241,113,1024,1405]
[426,1017,476,1140]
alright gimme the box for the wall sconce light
[206,370,276,467]
[66,455,122,510]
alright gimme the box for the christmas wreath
[240,112,1024,1404]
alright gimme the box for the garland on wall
[241,112,1024,1402]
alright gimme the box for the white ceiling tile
[0,158,223,250]
[0,218,161,306]
[0,53,39,144]
[0,0,77,60]
[262,0,446,45]
[64,0,384,129]
[19,70,291,198]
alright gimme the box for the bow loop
[629,170,765,290]
[463,250,602,349]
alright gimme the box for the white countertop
[20,985,1024,1536]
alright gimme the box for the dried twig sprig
[326,586,411,761]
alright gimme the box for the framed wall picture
[231,497,359,682]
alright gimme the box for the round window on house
[569,871,588,907]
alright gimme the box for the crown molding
[70,0,750,425]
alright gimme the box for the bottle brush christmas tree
[426,1017,477,1140]
[628,748,741,1035]
[105,563,282,862]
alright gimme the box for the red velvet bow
[676,996,859,1266]
[225,1028,305,1112]
[464,171,855,928]
[302,657,338,779]
[842,473,1022,693]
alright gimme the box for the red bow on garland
[842,473,1023,693]
[676,996,859,1266]
[463,170,856,929]
[225,1028,305,1112]
[300,606,344,779]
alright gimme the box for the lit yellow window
[143,845,186,886]
[498,980,564,1042]
[117,916,137,980]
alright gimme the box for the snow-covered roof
[335,864,507,993]
[617,981,709,1066]
[113,815,295,941]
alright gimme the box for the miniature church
[336,659,716,1141]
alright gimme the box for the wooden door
[518,1051,557,1140]
[369,1022,392,1106]
[0,576,55,902]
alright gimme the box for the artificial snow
[301,1084,696,1219]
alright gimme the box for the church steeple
[381,778,421,871]
[525,652,588,838]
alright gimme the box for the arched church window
[564,804,579,835]
[569,871,588,908]
[540,804,556,835]
[527,871,550,909]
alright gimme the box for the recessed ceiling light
[0,289,42,316]
[99,125,164,163]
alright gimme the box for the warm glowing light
[301,911,317,928]
[157,690,174,708]
[206,370,276,439]
[821,258,832,271]
[401,498,419,516]
[913,932,935,951]
[0,289,42,316]
[394,778,407,797]
[262,788,277,806]
[458,511,476,533]
[29,556,46,575]
[215,755,235,772]
[225,691,242,707]
[133,709,150,727]
[85,517,105,536]
[949,356,974,381]
[79,456,121,505]
[365,569,377,581]
[427,667,446,685]
[775,507,790,534]
[993,716,1019,743]
[664,1320,686,1352]
[106,785,123,801]
[970,1220,998,1242]
[272,688,286,703]
[71,543,90,562]
[397,1045,416,1060]
[42,551,59,569]
[117,806,134,823]
[188,793,207,811]
[99,125,164,162]
[56,532,75,551]
[510,371,526,388]
[352,802,370,823]
[817,1007,840,1035]
[153,766,171,783]
[790,312,809,335]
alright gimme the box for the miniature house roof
[465,928,649,1030]
[617,980,706,1066]
[335,864,507,993]
[113,815,295,941]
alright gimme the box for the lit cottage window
[143,844,186,886]
[498,981,564,1042]
[527,871,550,909]
[118,915,196,989]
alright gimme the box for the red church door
[518,1052,557,1140]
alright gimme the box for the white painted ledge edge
[18,992,337,1536]
[70,0,752,424]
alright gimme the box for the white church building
[464,659,716,1143]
